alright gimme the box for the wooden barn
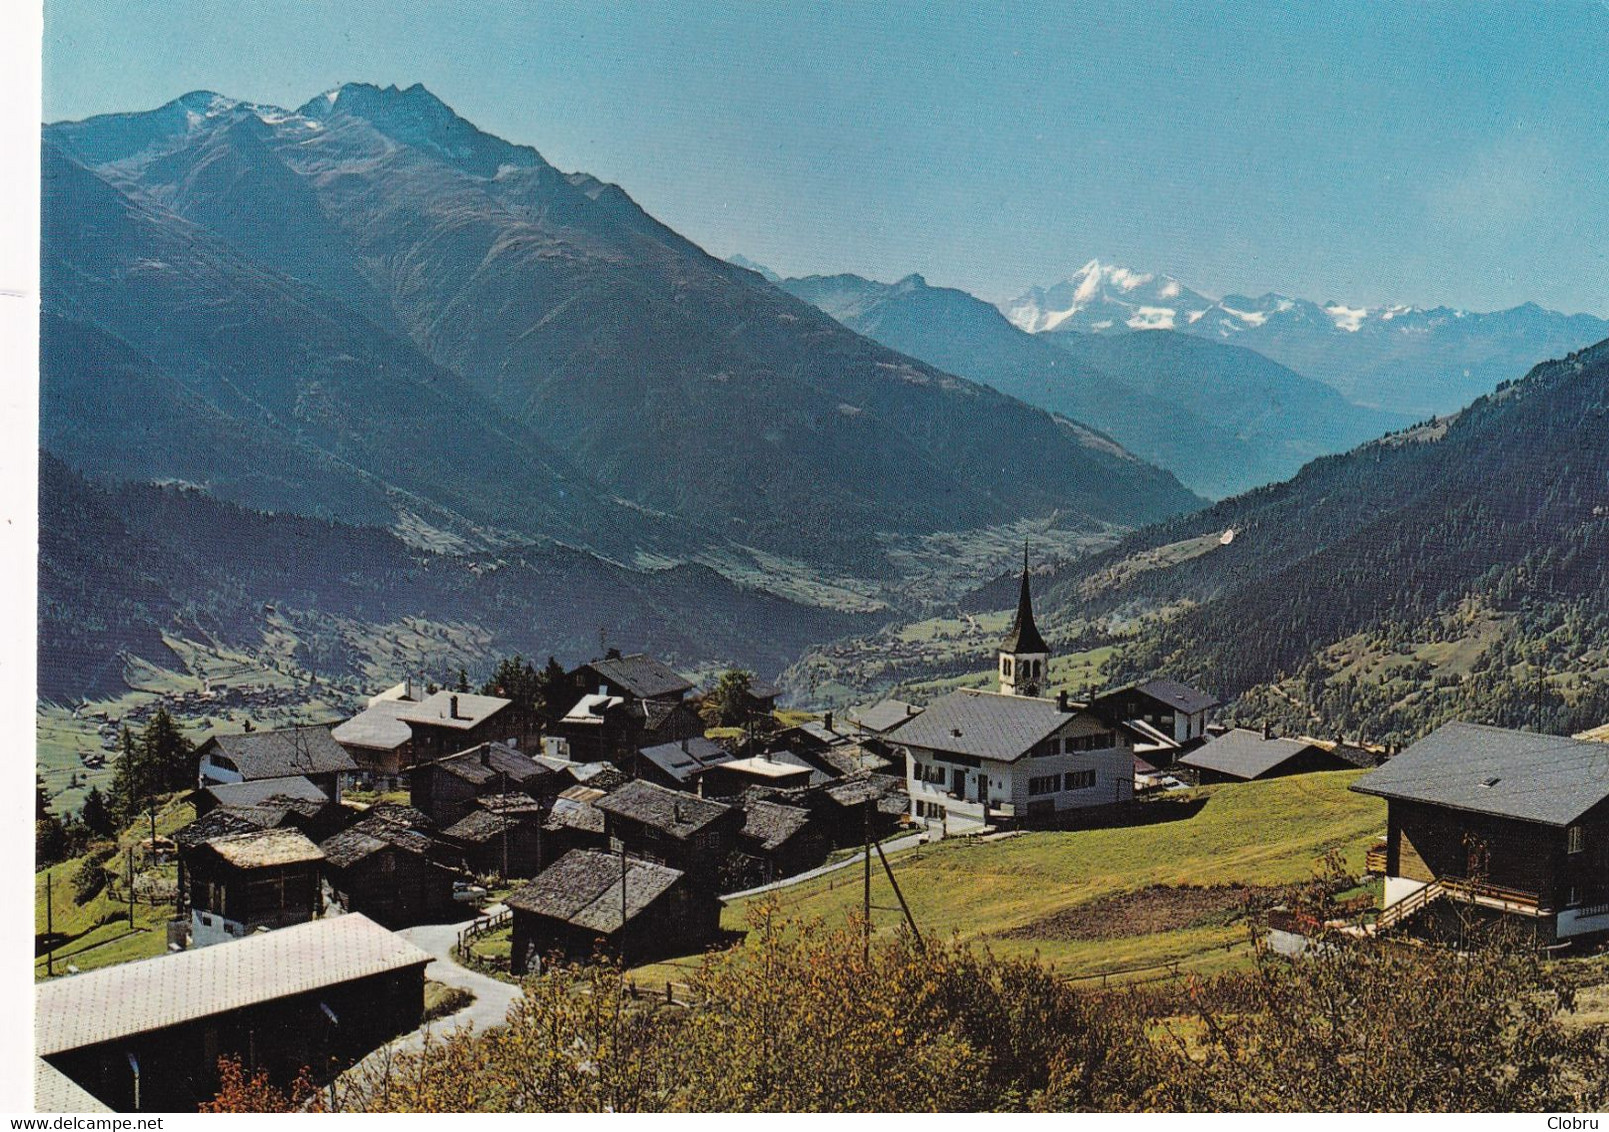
[592,780,741,893]
[1176,727,1354,784]
[506,850,719,973]
[410,741,556,828]
[36,915,430,1112]
[182,826,325,948]
[319,816,458,928]
[440,794,548,879]
[733,800,829,887]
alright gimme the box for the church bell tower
[999,546,1050,696]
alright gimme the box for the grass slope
[700,771,1381,981]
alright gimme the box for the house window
[1003,658,1013,678]
[1568,825,1586,854]
[1064,769,1096,791]
[914,762,945,785]
[1067,732,1115,752]
[1029,774,1060,796]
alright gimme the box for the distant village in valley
[32,556,1609,1111]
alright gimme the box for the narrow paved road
[721,831,929,901]
[393,906,521,1046]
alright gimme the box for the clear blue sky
[41,0,1609,315]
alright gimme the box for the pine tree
[80,785,115,837]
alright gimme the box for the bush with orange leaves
[320,900,1148,1112]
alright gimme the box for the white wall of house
[905,712,1133,833]
[197,753,243,787]
[1175,709,1209,744]
[190,908,246,949]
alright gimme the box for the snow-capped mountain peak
[1002,260,1609,416]
[1003,259,1210,333]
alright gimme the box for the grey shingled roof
[1177,729,1326,780]
[592,779,733,838]
[849,699,923,735]
[890,689,1075,762]
[442,809,519,844]
[1351,721,1609,827]
[395,691,512,732]
[820,772,906,809]
[320,815,436,868]
[741,801,814,852]
[587,653,693,699]
[175,807,271,848]
[1137,678,1220,715]
[637,736,735,784]
[427,742,551,788]
[202,775,329,809]
[202,726,358,780]
[35,914,430,1056]
[331,699,417,751]
[505,850,683,932]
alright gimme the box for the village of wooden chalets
[30,545,1609,1112]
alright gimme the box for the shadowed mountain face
[45,84,1199,573]
[40,83,1202,695]
[999,337,1609,732]
[780,272,1406,499]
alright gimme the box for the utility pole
[45,872,54,977]
[619,840,628,957]
[127,848,136,929]
[500,770,509,882]
[862,801,872,964]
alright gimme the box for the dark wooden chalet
[191,776,349,842]
[37,915,429,1112]
[409,741,556,828]
[182,827,325,948]
[568,652,694,704]
[1352,721,1609,944]
[733,800,829,887]
[195,726,357,801]
[1089,678,1220,751]
[554,694,704,765]
[319,816,458,928]
[441,794,548,879]
[634,735,736,793]
[1176,727,1354,784]
[506,850,719,973]
[390,691,516,767]
[592,779,741,893]
[542,784,612,859]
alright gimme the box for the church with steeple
[999,548,1049,696]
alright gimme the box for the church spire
[1001,543,1048,655]
[999,542,1049,695]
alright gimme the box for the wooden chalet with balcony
[1352,721,1609,944]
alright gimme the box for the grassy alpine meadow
[674,769,1385,983]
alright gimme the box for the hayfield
[665,770,1385,983]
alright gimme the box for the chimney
[1263,723,1274,740]
[450,694,461,720]
[1056,690,1070,713]
[673,801,685,824]
[823,711,834,732]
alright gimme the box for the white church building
[893,555,1135,833]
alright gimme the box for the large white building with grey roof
[893,689,1134,832]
